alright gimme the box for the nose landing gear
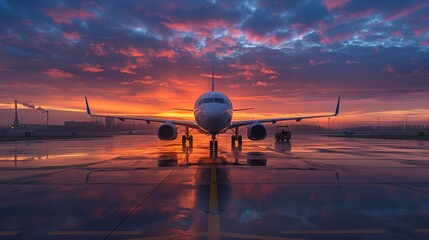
[209,137,218,151]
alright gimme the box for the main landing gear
[181,127,193,147]
[231,127,243,147]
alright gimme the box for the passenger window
[214,98,225,103]
[203,98,214,103]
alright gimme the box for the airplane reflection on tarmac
[274,141,292,154]
[2,135,429,239]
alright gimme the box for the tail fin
[211,67,214,91]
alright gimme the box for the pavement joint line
[222,232,303,240]
[0,231,19,236]
[103,153,187,240]
[123,233,209,240]
[280,229,386,234]
[303,159,429,195]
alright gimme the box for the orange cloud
[385,3,428,21]
[87,43,106,56]
[44,5,97,24]
[121,76,157,85]
[63,32,81,40]
[78,63,104,73]
[346,59,359,64]
[112,61,139,74]
[154,49,177,59]
[163,22,190,32]
[115,46,144,57]
[309,59,331,66]
[43,68,74,78]
[252,81,275,87]
[322,0,351,11]
[383,64,395,73]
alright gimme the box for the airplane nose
[205,110,228,130]
[209,105,227,116]
[208,109,226,117]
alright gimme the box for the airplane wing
[85,97,198,128]
[229,97,340,128]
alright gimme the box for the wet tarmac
[0,134,428,240]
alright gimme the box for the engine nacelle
[157,123,178,140]
[247,123,267,140]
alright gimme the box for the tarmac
[0,134,428,239]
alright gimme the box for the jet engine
[157,123,178,140]
[247,123,267,140]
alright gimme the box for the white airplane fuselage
[194,91,233,135]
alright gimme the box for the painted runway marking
[280,229,386,234]
[222,232,303,240]
[415,229,429,233]
[48,231,143,235]
[124,232,303,240]
[0,231,19,236]
[208,165,220,240]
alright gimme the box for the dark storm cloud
[0,0,428,118]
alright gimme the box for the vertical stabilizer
[211,67,214,91]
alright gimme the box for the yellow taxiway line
[207,165,220,240]
[47,231,143,235]
[222,232,304,240]
[280,229,386,234]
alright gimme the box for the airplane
[85,69,340,151]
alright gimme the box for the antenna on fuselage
[211,67,214,92]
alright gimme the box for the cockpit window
[197,97,227,106]
[214,98,225,103]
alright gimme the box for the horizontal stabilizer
[173,108,194,112]
[234,108,255,112]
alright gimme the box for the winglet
[211,67,214,91]
[84,96,92,116]
[334,96,341,116]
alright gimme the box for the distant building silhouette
[64,120,103,129]
[105,117,114,128]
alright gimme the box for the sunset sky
[1,0,428,125]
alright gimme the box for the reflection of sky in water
[0,134,428,239]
